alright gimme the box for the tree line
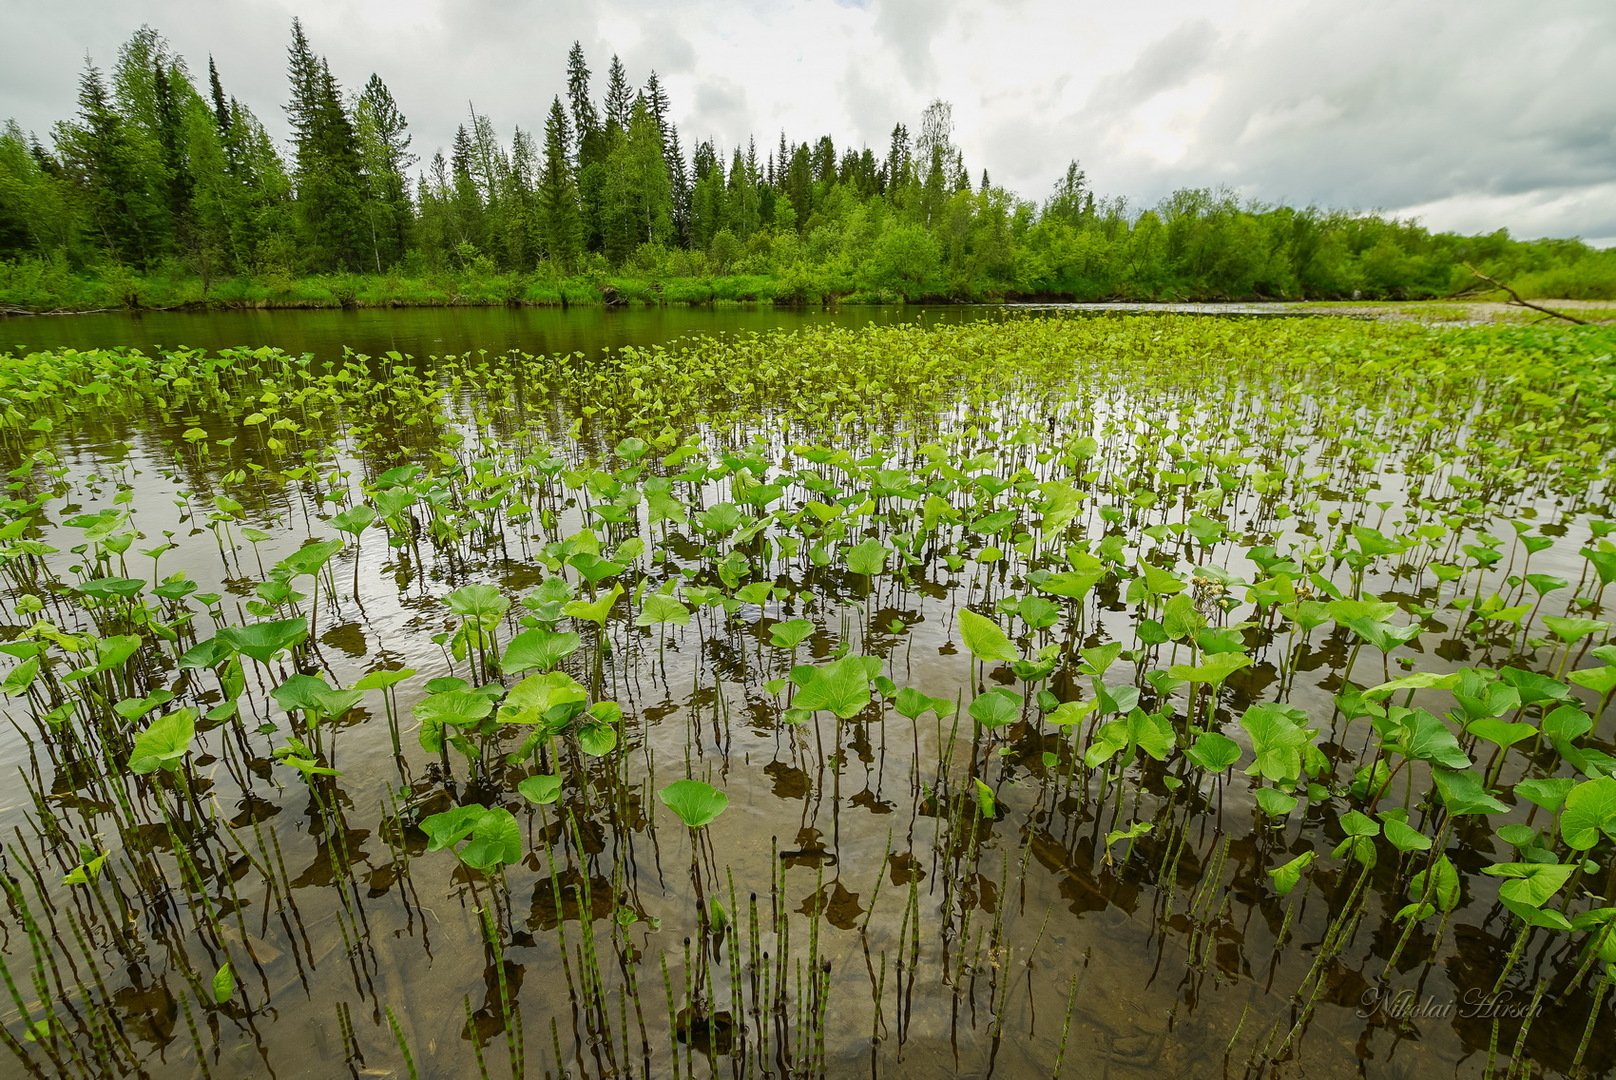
[1,23,1611,305]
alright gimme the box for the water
[0,303,987,360]
[0,314,1611,1079]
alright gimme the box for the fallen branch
[1,305,124,317]
[1462,263,1588,325]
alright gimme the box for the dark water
[0,303,987,360]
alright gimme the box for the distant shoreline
[4,272,1611,321]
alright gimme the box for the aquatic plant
[0,315,1612,1077]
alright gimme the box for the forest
[1,21,1613,310]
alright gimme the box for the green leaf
[277,539,344,578]
[1500,897,1573,932]
[446,583,510,625]
[457,808,522,871]
[1483,862,1576,909]
[1085,708,1174,768]
[1167,652,1252,687]
[1186,731,1241,772]
[1379,707,1471,769]
[1543,704,1592,744]
[353,667,415,691]
[636,593,691,627]
[1340,810,1380,838]
[501,628,581,673]
[894,687,955,720]
[1515,778,1576,815]
[518,774,562,805]
[179,636,234,670]
[330,505,377,535]
[1255,787,1299,817]
[271,674,362,719]
[1379,810,1431,853]
[1543,616,1609,644]
[564,583,623,626]
[74,577,146,600]
[791,655,881,719]
[420,805,522,871]
[2,657,40,695]
[1569,666,1616,696]
[957,608,1019,664]
[577,721,618,757]
[1266,851,1314,896]
[1330,597,1420,652]
[414,689,494,728]
[62,852,109,886]
[1239,702,1314,785]
[1105,820,1152,853]
[768,619,815,650]
[1396,901,1437,924]
[1361,671,1459,700]
[1409,855,1462,912]
[219,618,308,663]
[501,671,589,727]
[1467,718,1536,751]
[1561,777,1616,851]
[973,778,997,818]
[1498,667,1570,705]
[1046,698,1098,727]
[846,538,889,577]
[212,963,234,1005]
[1496,824,1540,850]
[659,779,729,829]
[1162,594,1206,641]
[128,708,196,775]
[1077,642,1124,676]
[1037,557,1106,600]
[968,688,1023,730]
[1432,767,1507,816]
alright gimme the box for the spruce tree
[151,61,194,250]
[644,73,689,242]
[448,124,485,260]
[726,148,759,238]
[207,56,231,138]
[354,74,413,270]
[538,97,581,270]
[56,60,168,267]
[603,55,631,134]
[567,43,605,254]
[688,140,724,248]
[285,19,366,270]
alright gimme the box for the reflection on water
[0,302,986,360]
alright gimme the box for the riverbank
[1018,299,1616,324]
[6,265,1615,318]
[0,269,821,315]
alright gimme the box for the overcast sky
[6,0,1615,245]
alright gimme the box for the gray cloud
[693,78,749,147]
[872,0,944,89]
[3,0,1612,243]
[1076,1,1616,240]
[1085,20,1220,115]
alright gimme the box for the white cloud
[3,0,1612,243]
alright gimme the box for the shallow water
[0,314,1612,1079]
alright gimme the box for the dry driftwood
[1462,263,1589,325]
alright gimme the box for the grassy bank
[5,260,1616,316]
[0,264,820,314]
